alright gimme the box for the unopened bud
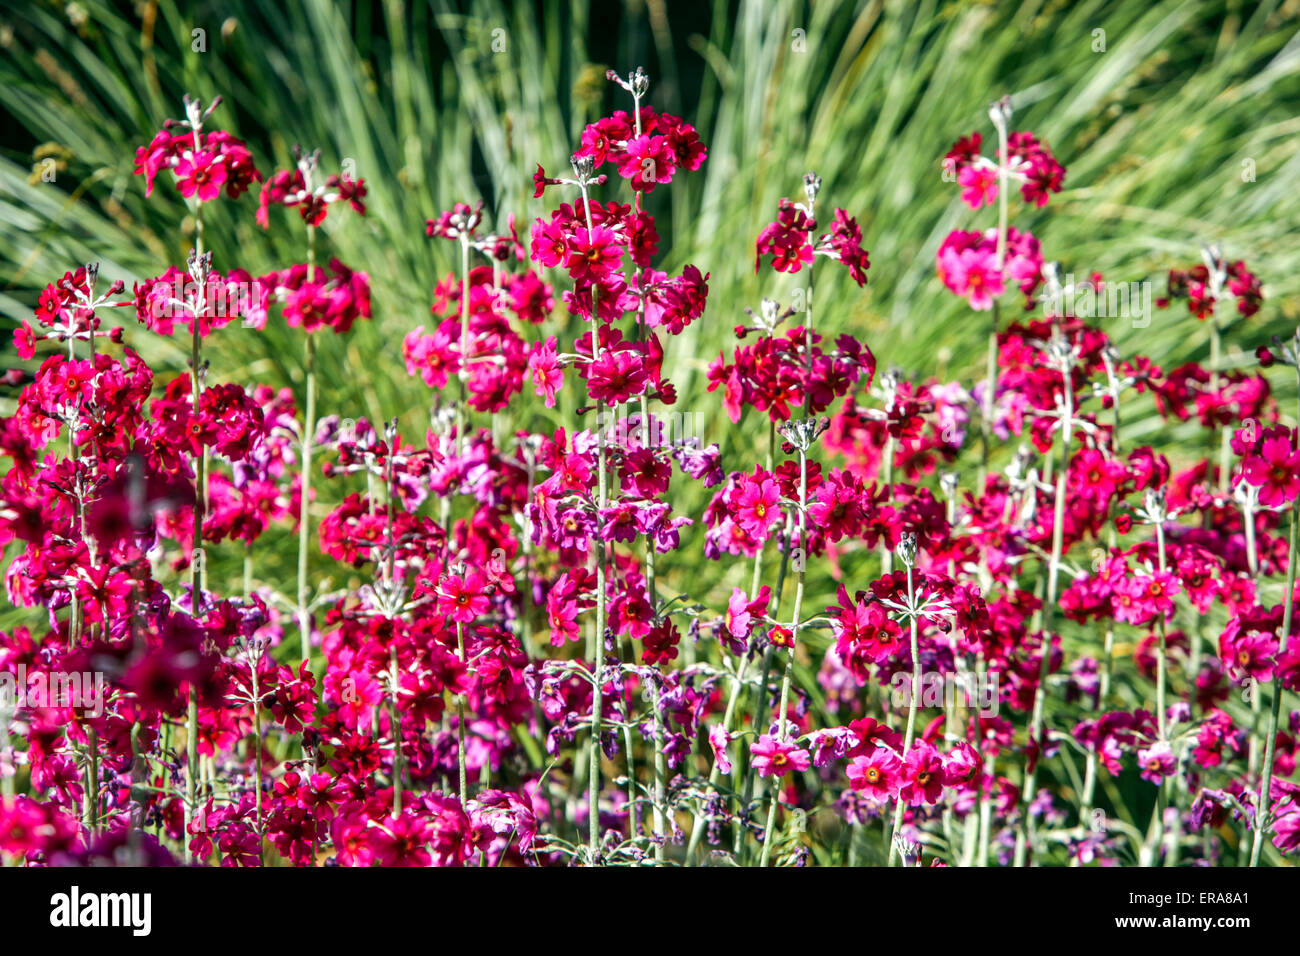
[802,172,821,205]
[896,532,918,568]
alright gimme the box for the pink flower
[617,135,675,192]
[530,218,570,269]
[708,726,733,775]
[733,474,781,540]
[133,129,179,196]
[439,570,490,624]
[577,116,626,165]
[174,150,229,202]
[847,748,902,799]
[755,199,814,274]
[937,244,1005,311]
[831,587,903,664]
[565,226,624,281]
[587,349,648,406]
[1006,131,1066,207]
[750,734,811,778]
[528,337,564,408]
[936,227,1042,310]
[1137,742,1176,785]
[1242,435,1300,506]
[133,123,261,200]
[370,812,433,867]
[13,322,36,360]
[821,209,871,287]
[958,164,998,209]
[724,586,772,642]
[899,742,946,806]
[1222,631,1278,684]
[1112,572,1181,627]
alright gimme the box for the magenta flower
[438,570,490,624]
[528,337,564,408]
[958,164,998,209]
[755,198,814,274]
[723,585,772,642]
[1242,435,1300,506]
[750,734,811,779]
[937,244,1005,311]
[174,150,228,202]
[708,726,733,775]
[733,473,781,540]
[587,349,648,406]
[899,742,946,806]
[565,226,624,281]
[617,135,675,192]
[1137,742,1176,785]
[847,748,902,799]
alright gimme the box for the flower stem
[298,226,318,673]
[981,302,999,491]
[758,442,808,867]
[721,421,779,857]
[1208,318,1230,495]
[250,657,264,865]
[649,678,666,863]
[82,728,98,836]
[184,203,206,864]
[457,233,471,457]
[390,645,404,814]
[1250,495,1298,864]
[1014,358,1072,867]
[574,186,609,864]
[886,563,922,866]
[456,621,468,806]
[980,105,1011,491]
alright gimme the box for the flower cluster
[134,96,262,201]
[2,83,1297,873]
[754,198,871,286]
[944,127,1066,209]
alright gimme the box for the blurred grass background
[2,0,1299,678]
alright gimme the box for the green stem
[1014,365,1072,867]
[82,729,98,836]
[886,564,922,866]
[1080,392,1124,842]
[384,648,399,815]
[185,200,206,864]
[640,393,667,865]
[576,189,609,864]
[1251,498,1297,864]
[981,303,999,491]
[759,443,808,867]
[685,512,769,862]
[456,621,468,806]
[457,233,471,457]
[731,422,783,855]
[298,226,318,672]
[1209,319,1230,495]
[251,659,264,865]
[981,107,1010,491]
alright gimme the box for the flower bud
[802,172,821,205]
[896,532,918,568]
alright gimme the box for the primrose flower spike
[5,24,1297,876]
